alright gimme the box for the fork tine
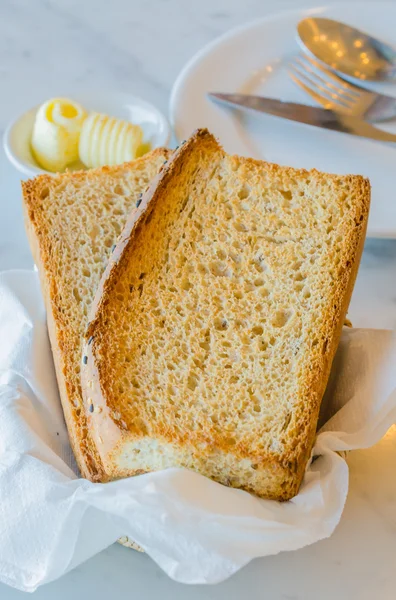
[288,67,336,110]
[294,56,357,103]
[301,55,361,97]
[288,62,352,110]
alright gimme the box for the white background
[0,1,396,598]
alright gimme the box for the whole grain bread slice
[22,148,170,480]
[82,129,370,499]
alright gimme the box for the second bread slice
[22,148,170,480]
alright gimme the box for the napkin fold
[0,270,395,592]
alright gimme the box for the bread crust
[82,129,370,499]
[22,149,170,480]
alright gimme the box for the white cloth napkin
[0,269,395,593]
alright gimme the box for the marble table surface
[0,0,395,598]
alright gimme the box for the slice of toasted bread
[82,129,370,499]
[22,148,170,480]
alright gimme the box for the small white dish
[170,1,396,239]
[3,90,171,178]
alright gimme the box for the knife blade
[208,93,396,144]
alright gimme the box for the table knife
[208,93,396,144]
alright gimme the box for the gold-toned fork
[288,54,396,122]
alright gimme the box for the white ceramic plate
[4,90,171,177]
[170,2,396,238]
